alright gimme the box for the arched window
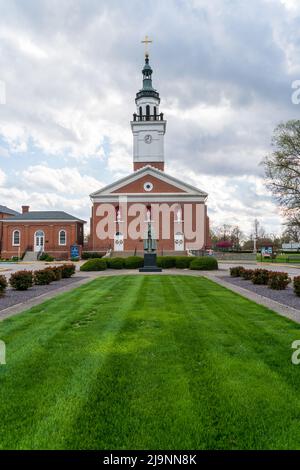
[59,230,67,246]
[139,106,142,119]
[154,106,157,119]
[146,105,150,120]
[12,230,20,246]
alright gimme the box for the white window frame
[12,230,20,247]
[59,229,67,246]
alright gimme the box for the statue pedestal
[139,253,162,272]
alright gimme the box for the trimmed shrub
[241,269,254,280]
[34,268,56,285]
[107,257,125,269]
[175,256,193,269]
[81,252,104,260]
[0,275,8,296]
[157,256,176,269]
[10,271,33,290]
[80,258,107,271]
[39,253,54,262]
[268,272,290,290]
[230,266,245,277]
[51,266,63,281]
[61,264,76,278]
[294,276,300,296]
[71,257,80,262]
[190,256,218,271]
[251,269,270,285]
[124,256,144,269]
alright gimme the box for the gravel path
[0,277,86,311]
[223,276,300,310]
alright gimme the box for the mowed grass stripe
[0,275,300,449]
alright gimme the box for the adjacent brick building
[1,207,85,260]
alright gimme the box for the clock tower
[131,51,167,171]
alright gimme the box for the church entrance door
[174,232,184,251]
[34,230,45,252]
[114,232,124,252]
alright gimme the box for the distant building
[282,243,300,252]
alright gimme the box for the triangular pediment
[90,165,208,198]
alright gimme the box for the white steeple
[130,49,166,171]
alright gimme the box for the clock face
[144,134,152,144]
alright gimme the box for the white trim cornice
[90,165,208,200]
[92,195,206,203]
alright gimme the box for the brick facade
[89,166,211,255]
[1,221,84,260]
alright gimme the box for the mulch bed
[0,277,86,311]
[224,276,300,310]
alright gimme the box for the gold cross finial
[141,35,153,57]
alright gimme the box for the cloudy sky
[0,0,299,236]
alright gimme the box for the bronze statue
[144,222,157,252]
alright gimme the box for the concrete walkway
[1,268,300,325]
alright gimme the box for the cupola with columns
[131,36,166,172]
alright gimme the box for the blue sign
[70,245,80,258]
[261,246,273,256]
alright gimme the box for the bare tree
[230,226,244,251]
[263,120,300,228]
[217,224,232,241]
[252,219,266,240]
[282,224,300,243]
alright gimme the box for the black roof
[0,205,20,216]
[3,211,85,223]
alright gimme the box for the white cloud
[0,168,6,185]
[0,0,298,235]
[20,165,103,195]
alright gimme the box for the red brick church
[0,49,210,260]
[88,51,210,255]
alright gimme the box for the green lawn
[1,275,300,450]
[257,253,300,263]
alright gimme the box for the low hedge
[107,258,125,269]
[190,256,218,271]
[61,264,76,278]
[230,266,245,277]
[175,256,193,269]
[10,271,33,290]
[241,269,255,280]
[39,253,55,262]
[294,276,300,296]
[0,275,8,296]
[157,256,177,268]
[51,266,63,281]
[268,272,290,290]
[81,252,104,260]
[124,256,144,269]
[34,268,56,285]
[251,269,270,285]
[80,258,107,271]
